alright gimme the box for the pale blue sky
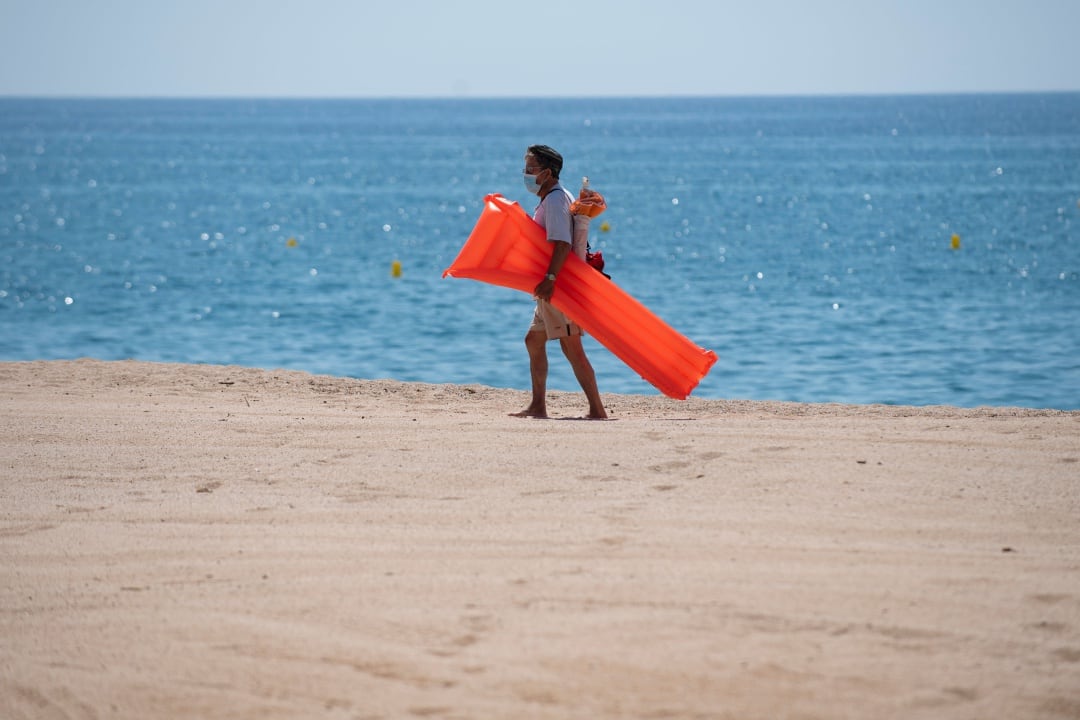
[2,0,1077,97]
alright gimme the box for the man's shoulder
[544,185,573,209]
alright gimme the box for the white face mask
[523,173,542,195]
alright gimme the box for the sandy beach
[1,359,1078,719]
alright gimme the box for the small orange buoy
[391,259,402,278]
[950,233,961,250]
[286,237,298,248]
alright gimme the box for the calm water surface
[2,95,1078,408]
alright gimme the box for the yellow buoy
[599,221,611,233]
[950,233,961,250]
[391,259,402,278]
[286,237,298,248]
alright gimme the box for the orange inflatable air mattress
[443,194,718,400]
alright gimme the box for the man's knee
[559,336,586,359]
[525,330,547,348]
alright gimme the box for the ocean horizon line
[3,89,1079,103]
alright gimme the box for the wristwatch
[545,273,557,282]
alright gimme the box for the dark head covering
[527,144,563,179]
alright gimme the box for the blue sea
[2,95,1079,409]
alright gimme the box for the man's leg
[510,329,550,417]
[559,335,608,419]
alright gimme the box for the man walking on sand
[510,145,608,420]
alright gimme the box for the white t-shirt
[533,184,586,260]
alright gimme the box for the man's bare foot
[585,412,609,420]
[509,407,547,418]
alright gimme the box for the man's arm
[533,240,572,302]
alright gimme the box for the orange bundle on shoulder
[570,176,607,218]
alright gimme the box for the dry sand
[1,358,1078,719]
